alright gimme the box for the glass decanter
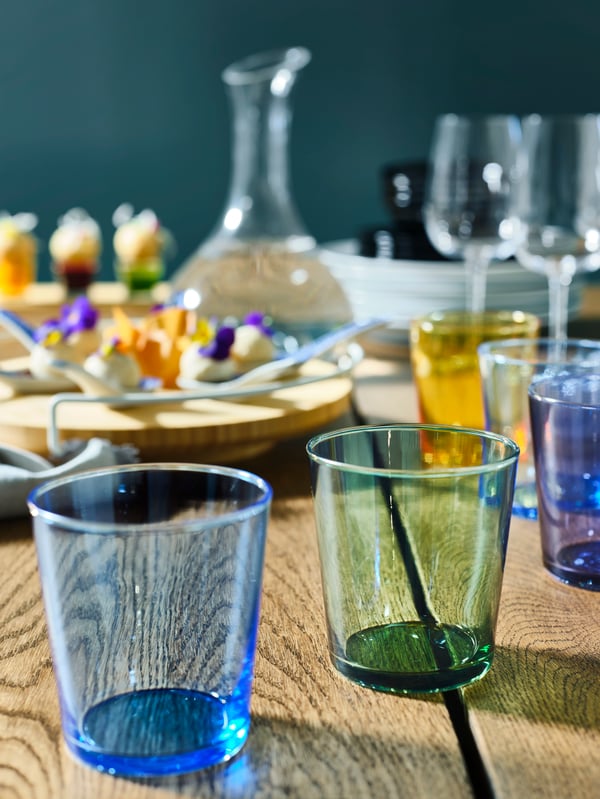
[169,46,352,347]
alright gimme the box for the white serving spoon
[0,309,38,351]
[176,318,387,391]
[0,367,75,395]
[49,358,161,398]
[0,310,78,393]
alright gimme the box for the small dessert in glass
[0,212,38,298]
[49,208,101,295]
[112,204,173,295]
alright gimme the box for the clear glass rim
[522,112,600,126]
[528,373,600,409]
[411,309,540,332]
[434,112,521,128]
[28,463,273,534]
[222,46,311,86]
[478,337,600,365]
[306,423,520,478]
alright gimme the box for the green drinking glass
[306,424,519,694]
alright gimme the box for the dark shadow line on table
[347,398,496,799]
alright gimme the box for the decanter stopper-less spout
[170,46,352,347]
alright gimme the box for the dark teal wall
[0,0,597,281]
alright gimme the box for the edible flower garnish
[34,320,63,346]
[191,317,216,346]
[34,296,99,344]
[199,325,235,361]
[244,311,274,337]
[60,296,99,337]
[99,336,126,357]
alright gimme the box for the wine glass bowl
[423,114,523,312]
[516,114,600,340]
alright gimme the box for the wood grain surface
[2,286,600,797]
[0,436,471,799]
[5,411,600,798]
[359,371,600,799]
[466,521,600,799]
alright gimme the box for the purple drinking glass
[529,371,600,590]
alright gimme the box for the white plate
[319,240,548,288]
[319,239,583,332]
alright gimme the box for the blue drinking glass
[28,464,271,776]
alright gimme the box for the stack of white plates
[319,240,583,354]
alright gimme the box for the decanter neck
[214,47,314,249]
[229,83,292,205]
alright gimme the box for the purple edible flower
[34,318,62,343]
[60,296,99,337]
[244,311,274,337]
[34,296,100,343]
[200,325,235,361]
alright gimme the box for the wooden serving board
[0,359,353,461]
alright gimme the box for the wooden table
[2,293,600,797]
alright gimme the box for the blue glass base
[65,688,249,777]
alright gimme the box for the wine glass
[423,114,523,312]
[515,114,600,341]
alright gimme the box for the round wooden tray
[0,359,354,461]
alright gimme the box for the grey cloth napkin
[0,438,139,519]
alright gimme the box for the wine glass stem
[466,255,488,313]
[547,270,571,341]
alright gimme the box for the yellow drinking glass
[410,309,540,429]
